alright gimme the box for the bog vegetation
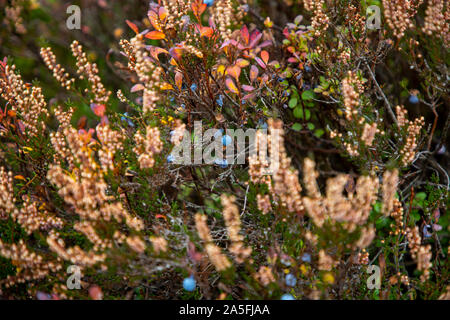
[0,0,448,300]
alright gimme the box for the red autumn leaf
[90,103,106,117]
[242,85,255,92]
[249,30,262,48]
[155,214,168,221]
[250,65,259,82]
[148,46,169,60]
[89,285,103,300]
[226,65,241,81]
[77,116,87,129]
[225,77,239,94]
[255,57,266,69]
[175,71,183,90]
[200,26,214,38]
[126,20,139,34]
[261,50,269,65]
[145,31,166,40]
[243,92,257,101]
[240,25,250,45]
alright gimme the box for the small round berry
[222,135,232,146]
[215,158,228,168]
[301,253,311,263]
[281,293,295,300]
[183,276,196,291]
[167,155,175,163]
[285,273,297,287]
[409,95,419,104]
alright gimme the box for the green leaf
[314,129,324,138]
[307,123,315,130]
[292,123,302,131]
[293,107,310,120]
[302,90,315,101]
[289,97,298,108]
[293,107,303,118]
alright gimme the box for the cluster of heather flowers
[0,0,448,300]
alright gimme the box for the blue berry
[121,113,135,127]
[215,158,228,168]
[423,225,432,238]
[301,253,311,263]
[167,155,175,163]
[204,0,214,6]
[281,293,295,300]
[190,83,197,92]
[258,120,268,130]
[222,135,232,146]
[285,274,297,287]
[305,65,312,72]
[183,276,196,291]
[216,95,224,107]
[409,94,419,104]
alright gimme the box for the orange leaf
[147,10,161,31]
[225,77,239,94]
[175,72,183,90]
[160,83,174,90]
[126,20,139,34]
[191,0,207,17]
[14,175,26,181]
[169,58,178,66]
[90,103,106,117]
[261,50,269,65]
[200,26,214,38]
[145,31,166,40]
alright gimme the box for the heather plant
[0,0,448,300]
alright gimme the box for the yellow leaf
[160,83,174,90]
[323,272,335,284]
[225,77,239,94]
[217,65,226,76]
